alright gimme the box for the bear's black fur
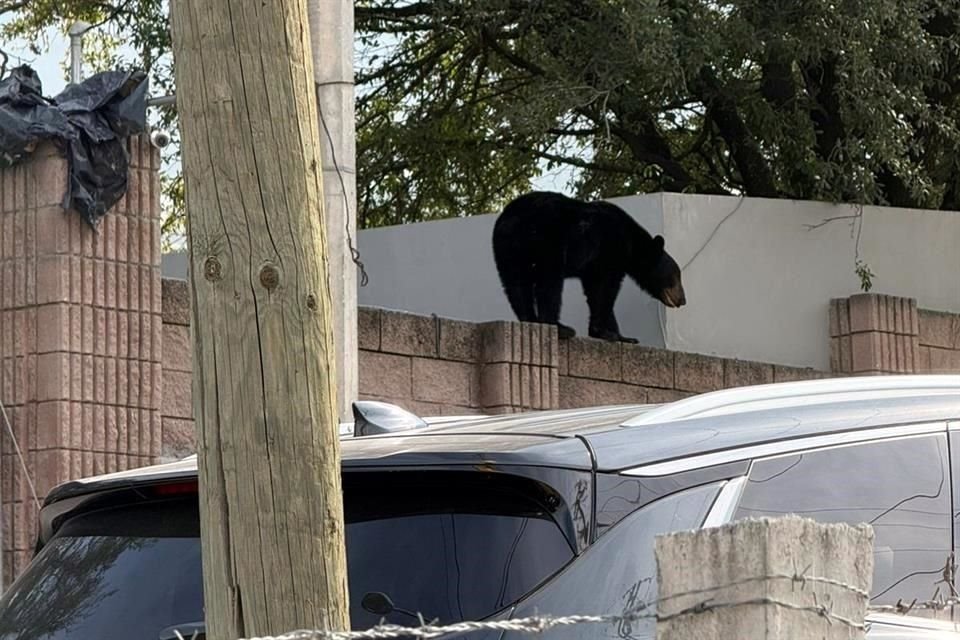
[492,191,686,343]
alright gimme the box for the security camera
[150,129,171,149]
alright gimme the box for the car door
[724,428,959,639]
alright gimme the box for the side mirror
[361,591,396,616]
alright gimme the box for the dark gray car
[1,375,960,639]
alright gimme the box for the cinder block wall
[830,295,960,374]
[160,279,193,460]
[158,287,960,458]
[0,138,162,582]
[156,291,834,457]
[919,309,960,372]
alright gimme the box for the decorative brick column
[830,294,920,375]
[0,137,162,582]
[478,321,560,413]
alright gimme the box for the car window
[344,470,577,628]
[732,433,952,606]
[0,497,203,640]
[949,432,960,562]
[0,470,578,640]
[507,482,723,640]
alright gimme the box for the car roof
[43,375,960,505]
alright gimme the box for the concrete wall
[156,280,960,459]
[228,194,959,371]
[0,138,162,582]
[661,194,960,370]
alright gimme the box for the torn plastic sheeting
[0,64,148,228]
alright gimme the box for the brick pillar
[0,137,162,582]
[830,294,920,375]
[656,516,873,640]
[478,321,559,413]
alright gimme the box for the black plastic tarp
[0,64,148,228]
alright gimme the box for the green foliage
[855,259,876,293]
[4,0,960,243]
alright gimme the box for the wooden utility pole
[169,1,350,639]
[307,0,358,423]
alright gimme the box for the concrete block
[358,351,412,399]
[646,387,693,404]
[568,337,621,382]
[559,375,595,409]
[438,318,481,362]
[839,335,853,373]
[850,332,882,374]
[481,363,512,408]
[558,340,569,376]
[674,352,724,393]
[35,303,71,354]
[161,370,193,419]
[593,380,647,406]
[480,321,514,364]
[35,256,71,304]
[162,324,191,373]
[161,278,191,326]
[357,307,381,351]
[909,300,920,336]
[622,345,674,388]
[36,401,70,449]
[929,347,960,373]
[723,358,774,388]
[848,294,880,333]
[656,516,873,640]
[380,309,437,357]
[412,358,478,406]
[919,310,960,350]
[35,352,69,401]
[773,365,830,382]
[162,417,196,460]
[828,299,843,337]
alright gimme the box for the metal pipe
[68,21,91,84]
[146,94,177,108]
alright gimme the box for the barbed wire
[176,570,879,640]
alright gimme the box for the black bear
[492,191,686,343]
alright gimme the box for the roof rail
[621,374,960,427]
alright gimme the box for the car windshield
[0,470,576,640]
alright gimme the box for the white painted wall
[661,194,960,369]
[162,194,960,370]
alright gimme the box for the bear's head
[632,235,686,309]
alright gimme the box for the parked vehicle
[2,375,960,639]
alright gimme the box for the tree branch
[479,26,547,76]
[693,67,778,198]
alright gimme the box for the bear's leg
[503,279,537,322]
[581,273,638,343]
[533,278,576,339]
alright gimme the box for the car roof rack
[621,374,960,427]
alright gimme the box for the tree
[4,0,960,236]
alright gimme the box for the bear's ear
[653,235,665,251]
